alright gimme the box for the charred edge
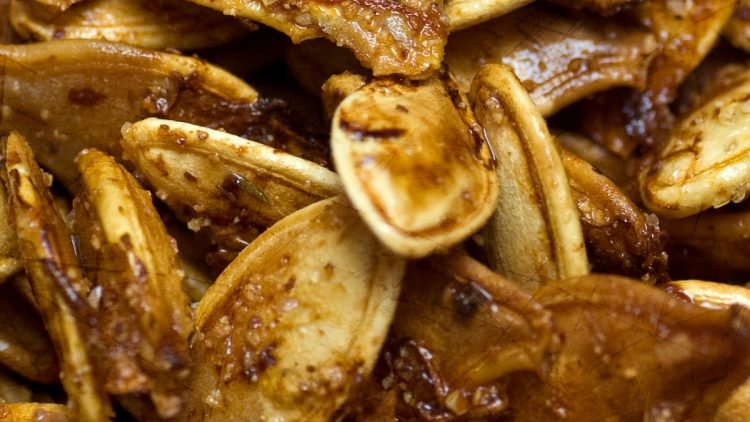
[339,120,405,142]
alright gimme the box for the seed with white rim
[470,64,588,290]
[331,76,498,258]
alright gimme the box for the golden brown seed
[74,149,193,418]
[639,0,735,98]
[386,253,557,418]
[470,64,588,290]
[510,274,750,420]
[187,196,404,421]
[9,0,248,50]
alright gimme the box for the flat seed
[331,76,498,258]
[470,64,588,290]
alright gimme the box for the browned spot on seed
[737,6,750,20]
[339,120,406,141]
[68,87,106,107]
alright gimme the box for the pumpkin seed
[470,64,588,289]
[0,39,258,189]
[10,0,248,50]
[121,118,342,269]
[187,196,404,421]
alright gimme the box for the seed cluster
[0,0,749,421]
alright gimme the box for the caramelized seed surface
[332,76,498,257]
[471,64,588,289]
[188,197,404,421]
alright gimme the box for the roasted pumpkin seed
[332,76,498,258]
[446,3,656,116]
[0,39,258,189]
[187,196,404,421]
[5,132,112,422]
[122,118,342,269]
[10,0,248,50]
[470,64,588,289]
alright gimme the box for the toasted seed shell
[0,39,258,190]
[10,0,248,50]
[386,253,557,419]
[641,69,750,219]
[332,77,498,258]
[187,196,404,421]
[122,118,342,267]
[445,0,532,31]
[510,274,750,420]
[470,64,588,290]
[187,0,447,77]
[446,3,656,116]
[5,132,111,422]
[0,403,70,421]
[0,280,58,384]
[563,150,668,282]
[74,149,192,418]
